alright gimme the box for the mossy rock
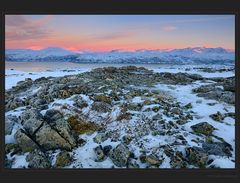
[55,151,72,168]
[94,95,112,104]
[191,122,215,136]
[152,106,160,112]
[67,115,98,135]
[5,143,21,154]
[143,100,152,105]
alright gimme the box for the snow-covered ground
[5,68,90,90]
[5,64,235,169]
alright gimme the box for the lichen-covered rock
[91,101,112,113]
[5,143,21,155]
[184,103,193,109]
[73,96,88,109]
[170,151,187,168]
[122,135,132,145]
[185,147,208,168]
[191,122,215,136]
[209,111,224,122]
[202,142,232,157]
[48,118,77,147]
[44,109,63,122]
[145,154,162,166]
[14,129,39,152]
[67,115,97,135]
[109,144,131,167]
[103,145,112,156]
[26,149,51,168]
[94,145,106,162]
[223,77,235,92]
[5,115,18,135]
[6,97,25,111]
[93,133,108,144]
[94,95,112,104]
[35,123,73,150]
[55,151,72,167]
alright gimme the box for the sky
[5,15,235,52]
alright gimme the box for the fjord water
[6,61,171,72]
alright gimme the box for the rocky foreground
[5,66,235,168]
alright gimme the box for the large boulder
[109,144,131,167]
[20,109,44,136]
[35,123,73,150]
[185,147,208,168]
[202,142,232,157]
[14,129,39,152]
[191,122,215,136]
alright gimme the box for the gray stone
[191,122,215,136]
[91,102,112,113]
[35,123,73,150]
[94,146,106,162]
[202,142,232,157]
[5,115,17,135]
[109,144,131,167]
[185,146,208,168]
[145,154,162,166]
[26,149,51,168]
[14,129,39,152]
[93,133,108,144]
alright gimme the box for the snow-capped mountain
[5,47,234,64]
[6,47,76,60]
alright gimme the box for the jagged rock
[35,123,73,150]
[223,77,235,92]
[48,118,77,147]
[202,142,232,157]
[145,154,162,166]
[5,115,18,135]
[91,101,112,113]
[171,107,181,115]
[127,161,140,168]
[185,147,208,168]
[5,143,21,155]
[55,151,72,167]
[193,85,215,93]
[14,129,39,152]
[94,95,112,104]
[67,116,97,135]
[109,144,131,167]
[73,96,88,108]
[93,133,108,144]
[44,109,63,122]
[191,122,215,136]
[26,149,51,168]
[184,103,193,109]
[20,109,44,135]
[209,111,224,122]
[122,135,132,145]
[6,97,25,111]
[220,91,235,104]
[94,145,106,162]
[103,145,112,156]
[170,151,187,168]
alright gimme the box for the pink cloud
[5,15,54,41]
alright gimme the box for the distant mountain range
[5,47,235,65]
